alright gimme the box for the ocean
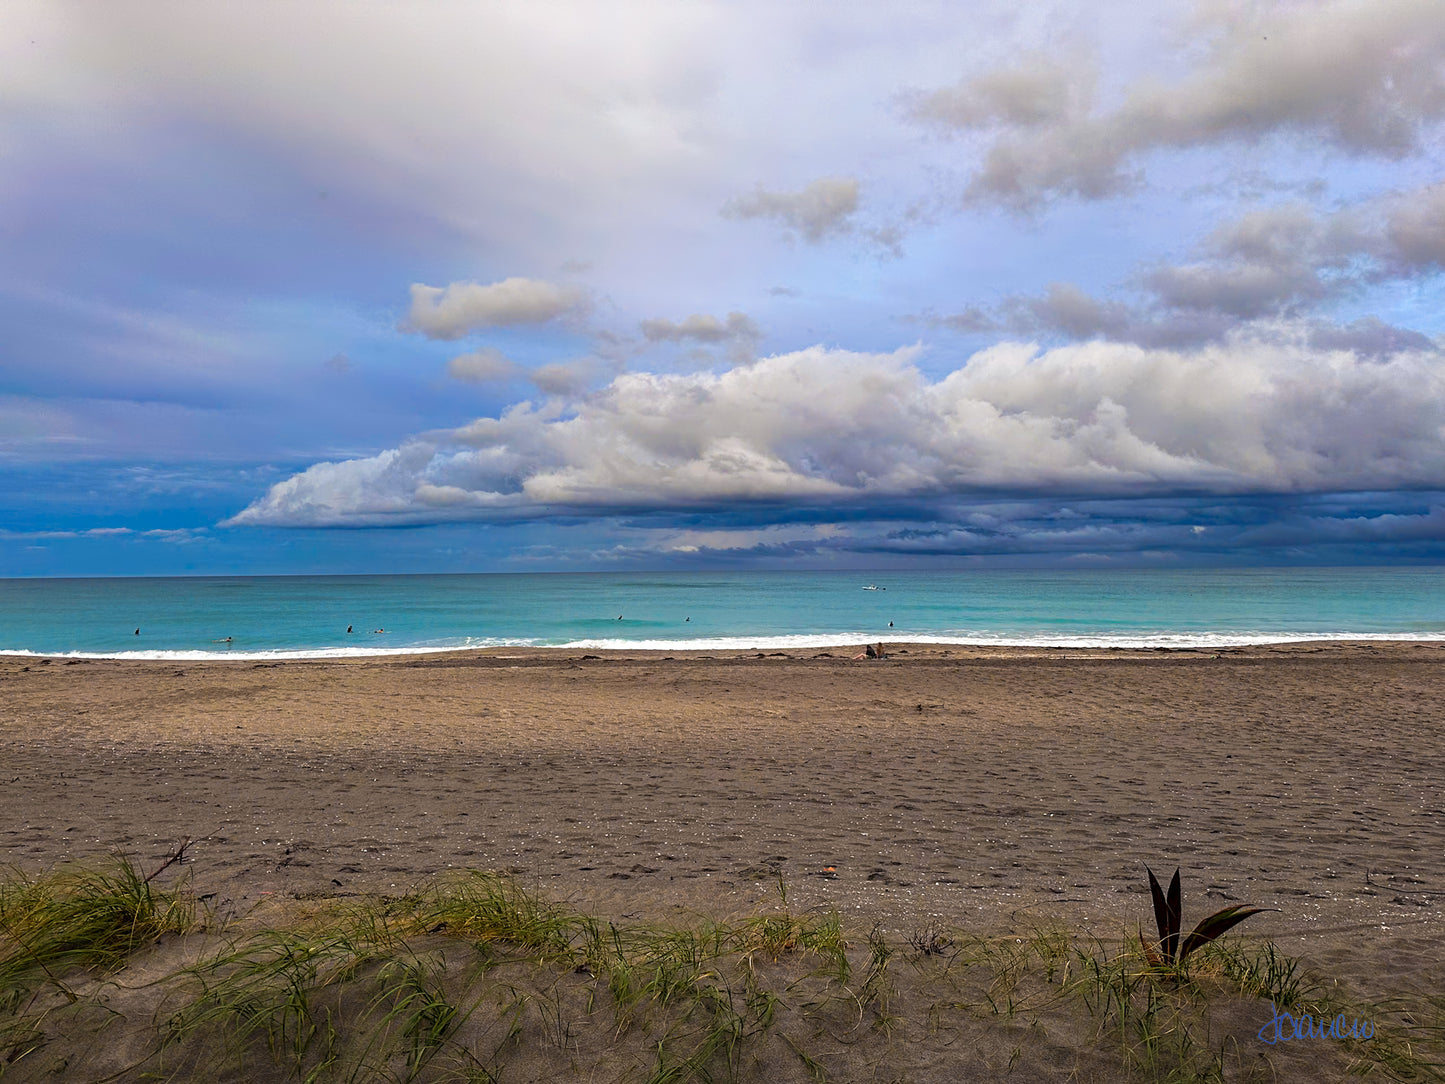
[1,567,1442,660]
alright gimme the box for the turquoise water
[1,568,1442,659]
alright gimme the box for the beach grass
[1,857,1441,1082]
[0,852,198,1009]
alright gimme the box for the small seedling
[1144,866,1272,968]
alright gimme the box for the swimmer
[212,637,232,643]
[134,628,140,635]
[372,628,384,634]
[347,625,353,634]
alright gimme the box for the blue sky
[4,0,1445,576]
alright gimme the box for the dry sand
[2,642,1443,1078]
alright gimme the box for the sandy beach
[3,642,1444,1079]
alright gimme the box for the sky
[3,0,1445,576]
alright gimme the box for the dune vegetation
[1,851,1441,1083]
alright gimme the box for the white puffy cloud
[229,336,1445,527]
[231,443,447,525]
[406,278,586,340]
[911,0,1445,206]
[722,177,860,242]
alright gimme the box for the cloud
[0,527,133,540]
[639,311,763,362]
[904,54,1090,129]
[1009,286,1434,356]
[640,311,761,345]
[1383,181,1445,272]
[945,182,1445,349]
[530,360,600,397]
[447,347,601,398]
[447,348,519,383]
[1141,202,1368,317]
[468,491,1445,567]
[230,442,449,526]
[929,306,999,334]
[1018,283,1135,340]
[229,335,1445,529]
[21,2,748,269]
[941,284,1237,350]
[1304,317,1436,357]
[909,0,1445,207]
[0,525,203,542]
[405,278,586,340]
[833,495,1445,560]
[722,177,860,242]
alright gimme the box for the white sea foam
[554,631,1445,652]
[4,630,1440,662]
[0,638,529,662]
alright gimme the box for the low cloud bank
[228,336,1445,529]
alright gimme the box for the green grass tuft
[0,856,196,1009]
